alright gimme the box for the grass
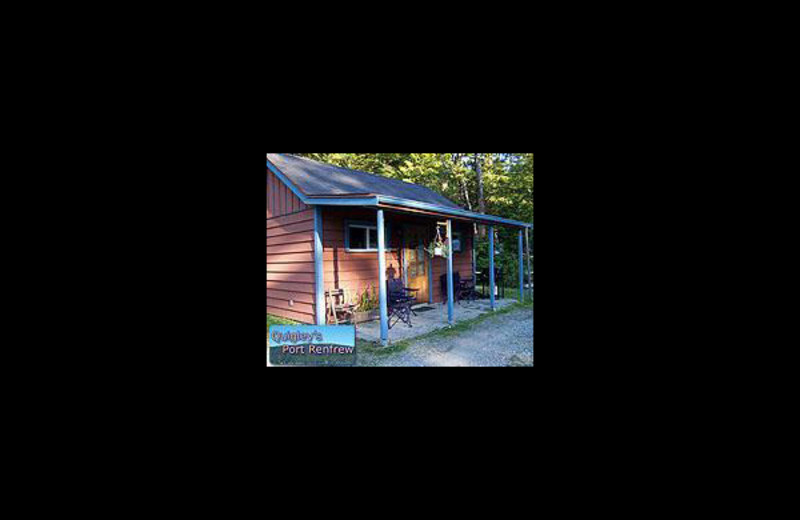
[359,298,533,356]
[266,314,297,330]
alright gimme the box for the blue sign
[268,325,356,366]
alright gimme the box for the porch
[356,299,518,343]
[318,205,532,346]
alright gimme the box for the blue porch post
[489,225,496,311]
[518,229,524,302]
[428,256,433,304]
[526,227,533,300]
[447,219,454,325]
[377,209,389,346]
[401,231,408,287]
[314,207,326,325]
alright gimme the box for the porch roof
[267,154,532,229]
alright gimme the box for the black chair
[459,275,478,304]
[478,268,504,299]
[387,279,416,329]
[440,272,477,305]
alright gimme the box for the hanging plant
[425,226,450,258]
[424,242,450,258]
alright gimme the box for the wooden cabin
[266,153,532,344]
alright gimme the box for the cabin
[266,153,532,345]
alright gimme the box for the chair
[459,275,478,304]
[326,288,358,326]
[478,268,505,299]
[387,279,416,329]
[440,272,476,305]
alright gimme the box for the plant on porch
[423,224,450,258]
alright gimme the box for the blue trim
[428,255,433,304]
[401,231,408,287]
[307,197,380,206]
[527,228,533,301]
[344,219,393,252]
[489,226,496,311]
[447,219,454,325]
[314,208,326,325]
[518,230,524,302]
[377,210,389,345]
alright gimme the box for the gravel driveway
[358,306,534,367]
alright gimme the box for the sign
[268,325,356,366]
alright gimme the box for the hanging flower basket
[425,227,450,258]
[425,244,448,258]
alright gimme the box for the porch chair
[440,273,477,305]
[326,288,358,327]
[478,268,505,299]
[459,274,478,304]
[387,279,416,329]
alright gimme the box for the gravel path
[358,306,534,367]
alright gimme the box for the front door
[404,227,429,299]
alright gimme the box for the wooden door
[404,227,429,299]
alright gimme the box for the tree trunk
[475,153,486,237]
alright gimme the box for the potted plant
[425,241,449,258]
[424,232,450,258]
[352,286,381,323]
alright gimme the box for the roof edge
[267,158,532,229]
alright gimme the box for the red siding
[266,186,316,323]
[266,164,307,219]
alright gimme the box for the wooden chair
[326,288,358,326]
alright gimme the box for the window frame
[344,220,394,253]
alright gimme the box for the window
[452,231,464,253]
[345,221,393,252]
[350,226,368,250]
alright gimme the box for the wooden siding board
[266,262,316,273]
[266,280,316,294]
[266,290,315,305]
[266,298,314,315]
[266,242,315,255]
[267,233,314,247]
[266,211,314,229]
[266,271,315,284]
[266,220,315,238]
[266,252,315,263]
[266,306,315,324]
